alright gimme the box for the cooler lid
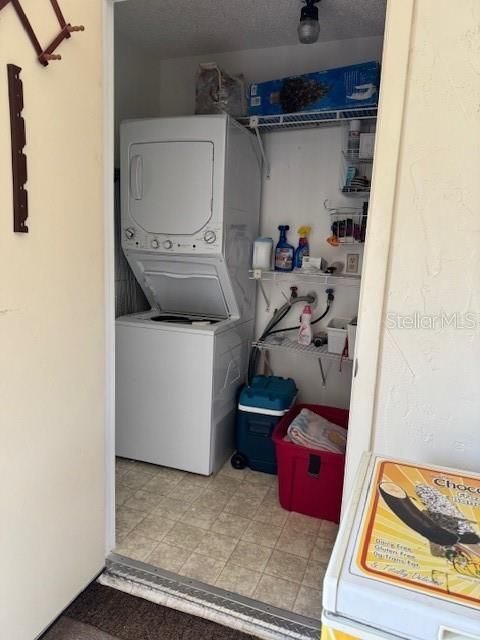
[239,375,297,412]
[323,455,480,640]
[125,254,238,319]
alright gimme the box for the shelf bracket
[258,280,270,312]
[318,357,327,387]
[249,117,271,179]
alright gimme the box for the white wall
[155,36,384,406]
[371,0,480,471]
[157,36,384,117]
[114,34,162,165]
[0,2,105,638]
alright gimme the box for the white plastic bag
[195,62,247,117]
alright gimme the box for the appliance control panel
[122,226,223,254]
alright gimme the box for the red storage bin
[272,403,349,523]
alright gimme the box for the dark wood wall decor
[0,0,84,66]
[7,64,28,233]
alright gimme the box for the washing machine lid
[126,253,238,319]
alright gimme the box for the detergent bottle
[274,225,294,272]
[298,304,313,346]
[294,225,311,269]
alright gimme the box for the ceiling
[115,0,387,59]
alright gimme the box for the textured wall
[0,2,105,638]
[373,0,480,470]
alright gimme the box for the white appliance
[322,454,480,640]
[116,115,261,475]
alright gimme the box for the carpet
[41,582,252,640]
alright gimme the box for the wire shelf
[239,107,377,133]
[342,150,374,164]
[329,211,367,245]
[249,269,361,287]
[252,336,352,364]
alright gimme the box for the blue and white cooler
[231,375,297,474]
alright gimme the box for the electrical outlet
[346,253,360,274]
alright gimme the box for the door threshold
[102,553,320,640]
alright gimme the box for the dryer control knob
[151,238,160,249]
[204,230,216,244]
[163,239,173,250]
[125,227,135,240]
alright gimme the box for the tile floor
[115,457,338,620]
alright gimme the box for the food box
[248,61,380,116]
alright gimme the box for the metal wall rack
[252,336,352,387]
[239,107,377,178]
[249,269,361,312]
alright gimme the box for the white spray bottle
[298,304,313,346]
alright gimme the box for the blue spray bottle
[274,225,294,272]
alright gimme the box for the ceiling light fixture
[297,0,321,45]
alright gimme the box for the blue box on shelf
[232,375,297,474]
[248,61,380,116]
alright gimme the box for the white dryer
[116,115,261,475]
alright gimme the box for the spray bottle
[274,225,294,272]
[298,304,313,346]
[294,225,311,269]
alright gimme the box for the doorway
[103,0,404,633]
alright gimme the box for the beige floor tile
[209,474,243,494]
[275,528,316,559]
[147,542,191,573]
[244,469,276,488]
[216,562,262,597]
[124,489,163,514]
[302,560,327,590]
[284,512,322,537]
[217,459,248,481]
[152,496,190,520]
[174,473,213,492]
[241,520,282,548]
[241,482,270,501]
[293,585,323,620]
[264,549,308,583]
[115,507,146,539]
[115,483,134,507]
[142,474,182,496]
[115,531,158,562]
[133,461,164,476]
[180,504,219,530]
[229,540,272,572]
[130,513,176,541]
[120,469,155,491]
[310,537,334,563]
[193,488,231,513]
[253,573,299,611]
[318,520,339,541]
[252,502,289,528]
[163,522,206,550]
[224,493,262,519]
[195,531,237,561]
[154,466,186,483]
[168,481,206,504]
[116,458,137,476]
[211,512,251,539]
[180,552,226,583]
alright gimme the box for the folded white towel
[286,408,346,453]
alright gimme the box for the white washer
[116,115,261,475]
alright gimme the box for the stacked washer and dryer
[116,115,262,475]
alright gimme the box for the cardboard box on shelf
[249,61,380,116]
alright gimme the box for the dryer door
[128,140,214,235]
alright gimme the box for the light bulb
[298,18,320,44]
